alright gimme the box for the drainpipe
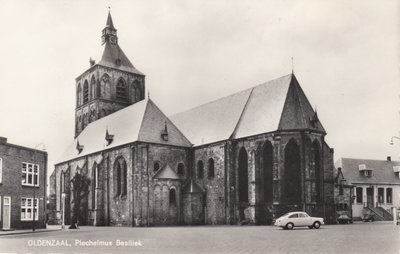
[146,144,150,227]
[106,155,110,226]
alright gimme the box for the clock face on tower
[110,36,117,44]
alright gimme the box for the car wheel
[286,223,294,230]
[313,221,321,229]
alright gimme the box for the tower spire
[106,8,115,29]
[102,8,118,45]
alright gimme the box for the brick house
[0,137,47,230]
[335,157,400,220]
[49,11,336,226]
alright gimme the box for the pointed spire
[106,8,115,29]
[291,57,294,74]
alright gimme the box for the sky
[0,0,399,177]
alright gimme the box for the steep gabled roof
[57,98,191,164]
[170,74,323,146]
[153,164,181,180]
[335,158,400,185]
[97,42,144,75]
[278,75,325,132]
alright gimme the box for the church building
[50,12,336,226]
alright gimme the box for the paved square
[0,223,399,254]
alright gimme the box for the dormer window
[364,170,372,177]
[394,166,400,179]
[105,129,114,146]
[76,141,84,154]
[161,121,168,141]
[359,164,373,177]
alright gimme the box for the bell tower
[74,10,145,137]
[102,11,118,45]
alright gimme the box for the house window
[208,158,215,178]
[22,163,39,187]
[378,188,384,203]
[177,163,184,176]
[386,188,392,204]
[197,160,204,179]
[116,79,127,100]
[0,157,2,184]
[356,187,363,204]
[21,198,38,221]
[169,189,176,205]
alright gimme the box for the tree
[68,171,90,229]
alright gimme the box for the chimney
[387,156,391,161]
[0,137,7,144]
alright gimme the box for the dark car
[362,213,375,222]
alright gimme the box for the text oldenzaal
[27,239,143,247]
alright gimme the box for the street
[0,222,399,254]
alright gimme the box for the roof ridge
[229,87,255,139]
[340,157,400,162]
[171,73,292,117]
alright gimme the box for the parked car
[361,213,375,222]
[337,214,352,224]
[274,212,324,230]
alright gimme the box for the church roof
[335,158,400,185]
[97,42,144,75]
[170,74,325,146]
[57,98,191,164]
[153,164,182,180]
[182,180,205,193]
[106,11,115,29]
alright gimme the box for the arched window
[132,80,141,102]
[197,160,204,179]
[208,158,215,178]
[169,188,176,205]
[114,157,127,197]
[262,141,273,203]
[177,163,184,176]
[238,147,248,202]
[284,139,301,203]
[83,80,89,103]
[116,78,127,100]
[77,84,82,106]
[154,162,160,172]
[90,76,96,99]
[100,74,111,99]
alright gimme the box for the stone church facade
[49,12,336,227]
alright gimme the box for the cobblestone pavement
[0,222,399,254]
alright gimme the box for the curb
[0,229,62,237]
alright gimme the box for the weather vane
[291,57,294,74]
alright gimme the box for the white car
[274,212,324,230]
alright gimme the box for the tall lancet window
[116,79,127,101]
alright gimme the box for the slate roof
[96,42,144,75]
[57,98,191,164]
[153,164,182,180]
[170,74,324,146]
[183,180,205,193]
[106,11,115,29]
[335,158,400,185]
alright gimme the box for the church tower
[74,11,145,137]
